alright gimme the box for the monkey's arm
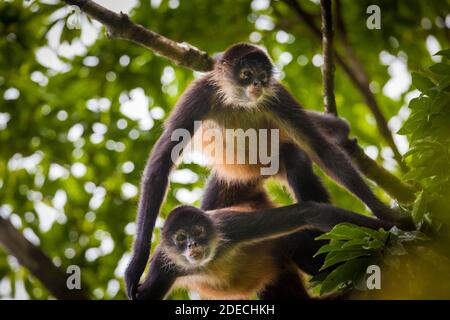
[303,110,350,147]
[215,202,393,244]
[136,248,179,300]
[125,76,215,299]
[267,83,412,227]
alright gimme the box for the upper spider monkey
[135,203,393,300]
[125,43,411,299]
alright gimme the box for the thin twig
[282,0,407,172]
[320,0,338,116]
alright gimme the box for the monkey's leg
[201,174,272,210]
[259,229,329,300]
[279,143,330,274]
[277,229,327,276]
[280,142,331,203]
[257,260,311,300]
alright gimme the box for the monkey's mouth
[186,249,205,263]
[246,85,263,101]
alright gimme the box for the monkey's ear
[212,52,224,63]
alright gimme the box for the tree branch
[344,140,416,203]
[0,217,89,300]
[59,0,415,203]
[320,0,338,116]
[318,0,415,204]
[64,0,214,72]
[282,0,407,172]
[334,0,367,85]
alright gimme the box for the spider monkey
[125,43,412,299]
[135,203,393,300]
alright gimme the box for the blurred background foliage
[0,0,448,299]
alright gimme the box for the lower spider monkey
[199,145,332,299]
[136,203,392,300]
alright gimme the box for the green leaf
[266,181,293,206]
[342,238,368,248]
[430,93,450,114]
[412,72,435,92]
[398,115,424,135]
[434,49,450,58]
[411,191,427,226]
[320,249,371,271]
[316,223,373,241]
[408,97,428,110]
[314,241,345,257]
[429,63,450,75]
[438,75,450,89]
[364,239,386,250]
[320,258,371,295]
[309,273,328,286]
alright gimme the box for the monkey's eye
[259,73,268,84]
[192,226,205,237]
[175,233,187,242]
[240,70,252,80]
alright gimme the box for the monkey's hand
[124,256,146,300]
[376,206,415,231]
[132,249,176,300]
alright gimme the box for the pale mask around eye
[192,225,205,237]
[239,69,252,80]
[174,231,186,243]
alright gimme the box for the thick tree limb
[0,217,89,300]
[64,0,214,71]
[282,0,407,172]
[320,0,337,116]
[59,0,415,203]
[344,140,415,203]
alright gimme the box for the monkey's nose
[253,80,261,87]
[187,241,197,249]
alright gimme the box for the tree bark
[0,217,89,300]
[65,0,214,71]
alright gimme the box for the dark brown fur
[136,203,393,300]
[125,43,410,299]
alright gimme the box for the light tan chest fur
[174,242,279,299]
[191,109,290,181]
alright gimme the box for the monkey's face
[171,224,214,266]
[218,44,274,106]
[162,206,218,269]
[233,61,270,102]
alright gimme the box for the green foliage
[312,51,450,296]
[311,223,431,295]
[399,52,450,230]
[310,223,387,295]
